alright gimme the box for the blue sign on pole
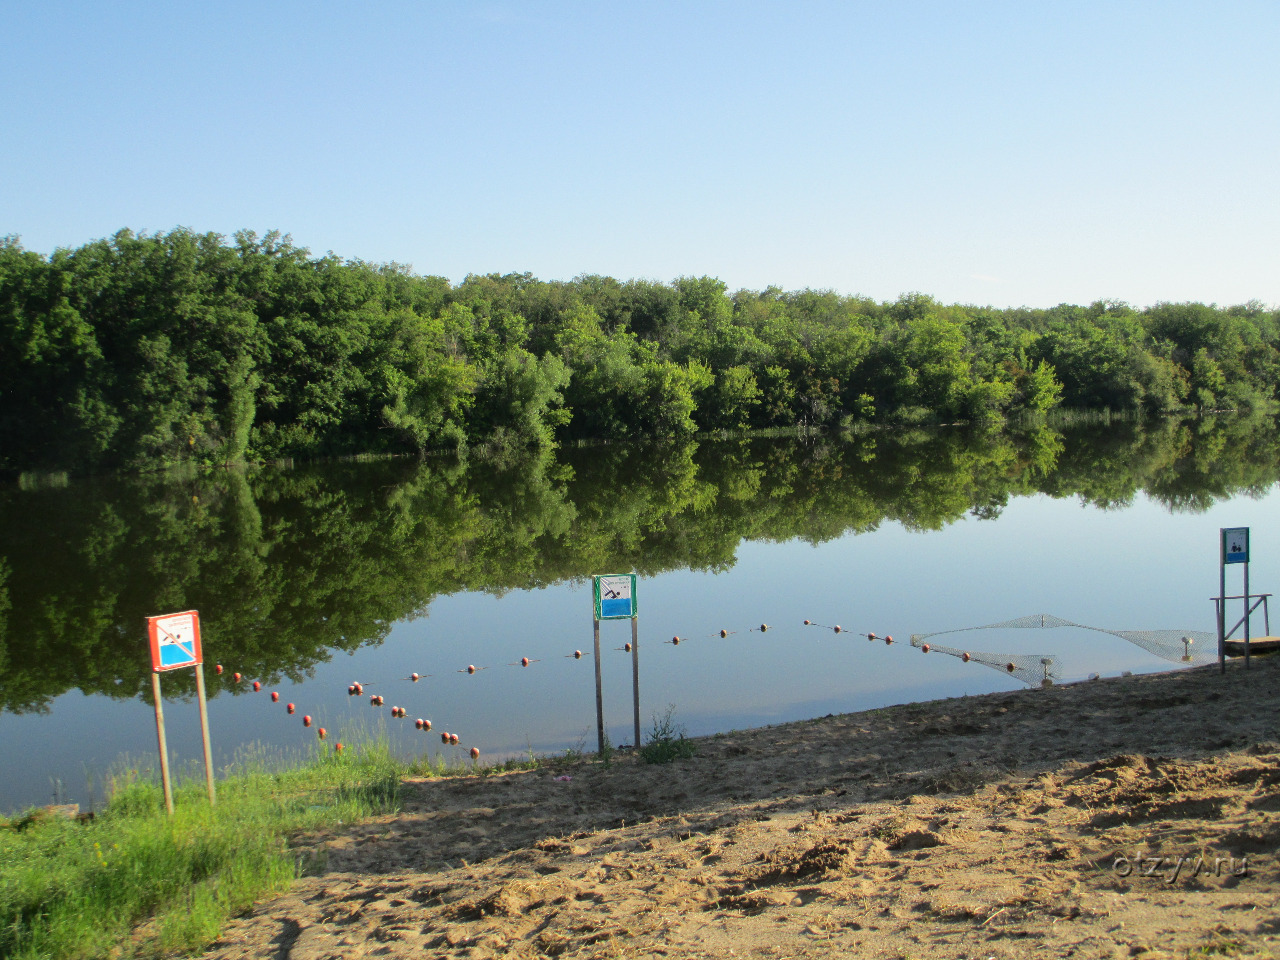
[1223,527,1250,565]
[593,574,637,620]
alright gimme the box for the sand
[198,656,1280,959]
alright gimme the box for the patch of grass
[0,737,403,960]
[599,730,614,766]
[639,706,696,765]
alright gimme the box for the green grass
[639,706,696,765]
[0,735,502,960]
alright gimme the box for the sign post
[591,575,640,753]
[1218,528,1251,673]
[146,610,216,812]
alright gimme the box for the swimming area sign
[1223,527,1249,565]
[593,574,637,620]
[148,610,203,671]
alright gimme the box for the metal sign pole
[631,616,641,751]
[590,574,638,758]
[151,671,175,816]
[593,616,605,755]
[1218,530,1228,674]
[1244,556,1252,670]
[193,662,216,806]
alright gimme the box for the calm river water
[2,416,1279,814]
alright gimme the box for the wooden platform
[1224,636,1280,657]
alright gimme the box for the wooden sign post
[146,610,216,813]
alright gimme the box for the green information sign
[1223,527,1249,564]
[593,573,637,620]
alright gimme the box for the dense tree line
[3,228,1278,473]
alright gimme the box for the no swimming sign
[147,610,203,671]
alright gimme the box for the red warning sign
[148,610,203,672]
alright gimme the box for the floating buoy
[317,727,326,739]
[521,657,530,666]
[335,742,344,753]
[215,664,223,674]
[624,643,632,652]
[467,665,476,674]
[271,691,280,702]
[391,706,401,717]
[252,680,261,692]
[921,644,930,653]
[1006,662,1017,673]
[833,625,842,634]
[884,635,893,644]
[441,732,449,744]
[347,685,356,696]
[233,672,242,683]
[415,718,424,730]
[574,650,583,659]
[759,624,769,632]
[287,703,295,714]
[470,747,480,760]
[804,620,812,626]
[422,719,431,731]
[720,629,729,638]
[353,682,363,695]
[450,733,459,745]
[303,715,312,727]
[866,633,877,641]
[962,652,971,662]
[411,672,420,681]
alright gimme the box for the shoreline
[196,655,1280,959]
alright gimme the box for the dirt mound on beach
[199,657,1280,959]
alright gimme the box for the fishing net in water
[908,637,1059,688]
[910,613,1215,667]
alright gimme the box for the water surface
[2,416,1278,814]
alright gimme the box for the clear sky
[3,1,1277,309]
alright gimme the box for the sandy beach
[197,655,1280,959]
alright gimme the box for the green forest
[3,228,1279,474]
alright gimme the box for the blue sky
[3,1,1277,308]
